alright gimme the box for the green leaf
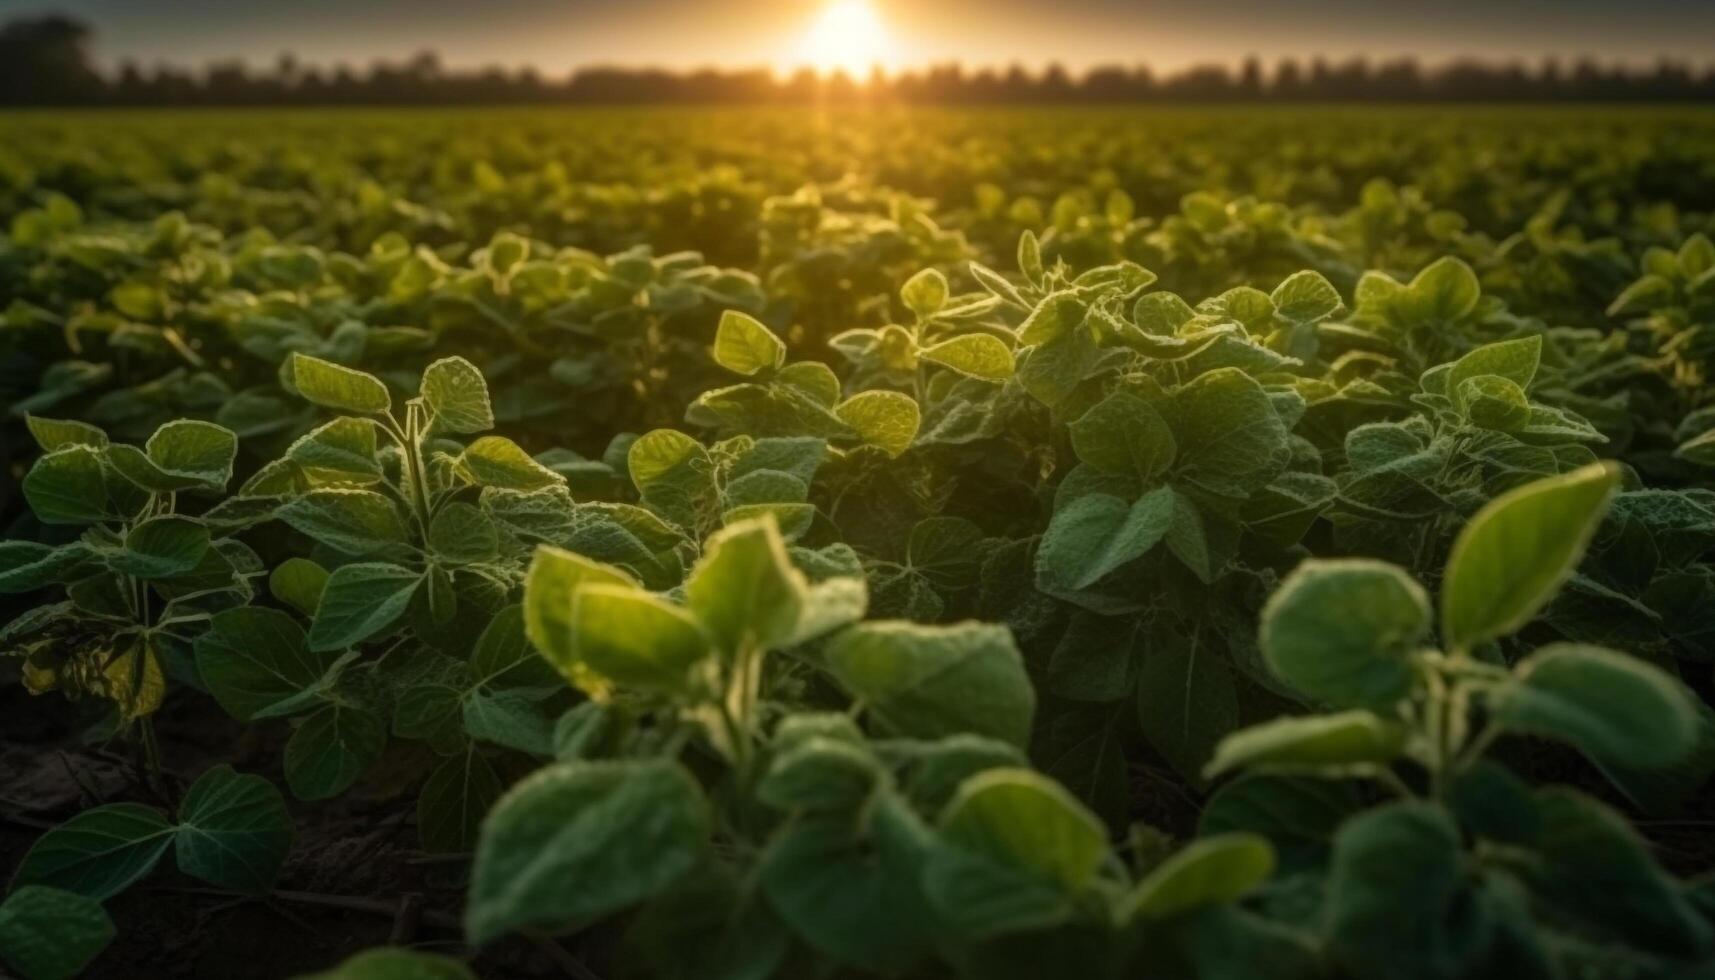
[685,516,808,657]
[1137,628,1240,785]
[285,702,386,800]
[457,436,562,491]
[288,352,391,414]
[1069,391,1176,480]
[713,310,785,376]
[145,420,238,490]
[10,804,175,900]
[277,488,412,557]
[112,515,209,579]
[835,390,921,457]
[25,415,107,452]
[1164,367,1290,500]
[420,355,494,433]
[418,748,504,855]
[22,446,110,525]
[295,948,478,980]
[628,428,708,492]
[1326,802,1466,979]
[1402,256,1481,323]
[919,333,1015,380]
[759,738,886,812]
[1122,834,1275,921]
[1018,292,1083,347]
[463,689,555,756]
[0,541,90,594]
[469,604,558,689]
[1445,336,1542,411]
[1037,487,1175,594]
[0,886,115,980]
[761,800,938,973]
[269,557,329,617]
[567,584,711,694]
[901,268,949,316]
[522,545,639,687]
[1270,271,1341,323]
[427,501,499,563]
[287,417,381,485]
[195,607,343,720]
[306,562,422,651]
[1261,558,1430,707]
[1494,644,1697,771]
[1205,711,1408,780]
[174,765,292,894]
[466,760,709,944]
[1441,462,1620,651]
[826,621,1035,747]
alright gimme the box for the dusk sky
[8,0,1714,75]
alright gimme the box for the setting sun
[795,0,896,77]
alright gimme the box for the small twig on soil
[389,892,424,945]
[0,808,54,831]
[404,852,472,866]
[148,886,462,932]
[527,935,604,980]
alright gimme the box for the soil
[0,681,598,980]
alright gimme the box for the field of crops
[3,105,1715,979]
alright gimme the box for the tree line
[5,14,1714,107]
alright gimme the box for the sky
[7,0,1714,76]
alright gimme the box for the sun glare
[795,0,895,77]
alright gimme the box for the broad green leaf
[277,488,412,556]
[0,886,115,980]
[1402,256,1481,323]
[306,562,421,651]
[1495,644,1697,771]
[285,702,386,800]
[522,545,639,683]
[1165,368,1289,500]
[287,417,381,485]
[1458,376,1530,431]
[469,604,558,689]
[1445,336,1542,411]
[25,415,107,452]
[920,333,1015,380]
[937,769,1106,892]
[463,689,555,756]
[427,501,499,562]
[420,356,494,433]
[466,760,709,944]
[901,268,949,316]
[112,515,209,579]
[758,737,886,812]
[457,436,562,490]
[418,748,504,855]
[288,352,391,414]
[22,446,109,525]
[1018,292,1083,347]
[1442,462,1620,651]
[295,948,478,980]
[1326,802,1466,979]
[269,557,329,617]
[568,584,711,693]
[1261,559,1429,707]
[713,310,785,376]
[685,516,807,657]
[1270,271,1341,323]
[195,607,343,720]
[1137,628,1240,785]
[926,769,1106,938]
[835,390,920,457]
[1205,711,1408,780]
[826,621,1035,747]
[0,541,90,594]
[1122,834,1275,921]
[1037,487,1175,594]
[10,804,175,900]
[761,799,938,973]
[174,765,292,894]
[1068,391,1176,480]
[628,428,708,492]
[145,420,238,490]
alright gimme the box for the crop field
[3,105,1715,979]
